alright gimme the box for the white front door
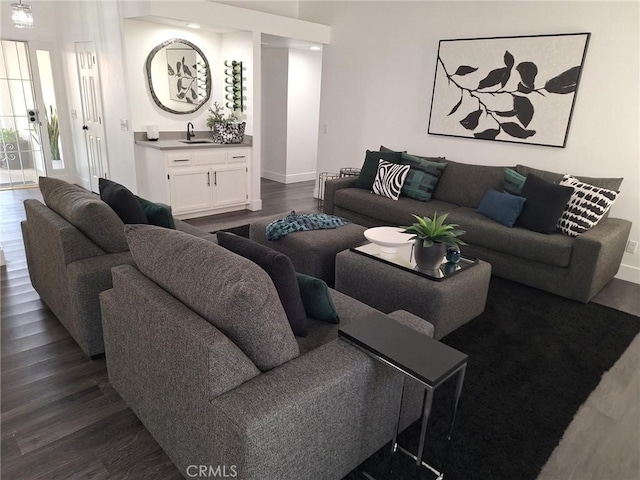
[75,41,108,193]
[0,40,47,189]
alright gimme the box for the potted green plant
[206,102,245,144]
[402,212,467,270]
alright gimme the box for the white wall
[300,1,640,283]
[286,48,322,182]
[123,19,222,134]
[261,47,289,181]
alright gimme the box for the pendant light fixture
[12,0,34,29]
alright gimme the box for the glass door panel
[0,40,48,189]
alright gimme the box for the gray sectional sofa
[100,224,426,480]
[325,161,631,303]
[21,177,215,356]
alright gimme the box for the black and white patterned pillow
[556,175,619,236]
[372,159,410,201]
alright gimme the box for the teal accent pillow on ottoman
[295,273,339,324]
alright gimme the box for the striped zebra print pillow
[372,159,410,200]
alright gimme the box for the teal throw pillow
[400,153,448,201]
[504,168,527,195]
[295,273,339,324]
[476,188,526,227]
[135,196,175,229]
[356,150,402,190]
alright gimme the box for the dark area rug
[344,276,640,480]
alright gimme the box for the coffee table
[335,243,491,339]
[339,310,468,479]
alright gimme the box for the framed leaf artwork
[427,33,590,148]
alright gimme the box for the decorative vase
[446,247,461,264]
[210,121,246,144]
[413,241,446,271]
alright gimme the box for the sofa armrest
[66,252,135,355]
[324,177,358,214]
[206,339,404,479]
[24,199,105,264]
[568,217,632,301]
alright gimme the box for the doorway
[0,40,45,189]
[0,40,69,190]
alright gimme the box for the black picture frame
[427,33,591,148]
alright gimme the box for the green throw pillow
[135,196,175,229]
[399,153,448,201]
[295,273,339,324]
[356,150,403,190]
[504,168,527,195]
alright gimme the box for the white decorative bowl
[364,226,414,255]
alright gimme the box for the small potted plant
[402,213,467,270]
[206,102,245,144]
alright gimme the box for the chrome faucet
[187,122,195,141]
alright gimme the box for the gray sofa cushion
[217,232,309,337]
[434,160,509,208]
[334,188,459,226]
[515,164,623,191]
[39,177,129,253]
[447,207,574,267]
[515,164,623,222]
[124,224,299,371]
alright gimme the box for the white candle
[146,125,159,141]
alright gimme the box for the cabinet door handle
[207,171,210,186]
[173,158,190,162]
[214,171,217,186]
[232,155,245,159]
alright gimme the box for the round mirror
[145,38,211,115]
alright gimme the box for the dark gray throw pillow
[99,178,148,225]
[217,232,309,337]
[518,174,573,234]
[355,150,403,190]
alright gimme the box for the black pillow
[518,174,573,233]
[99,178,148,225]
[355,150,403,190]
[216,232,309,337]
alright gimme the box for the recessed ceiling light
[187,23,201,29]
[310,46,321,51]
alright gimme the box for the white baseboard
[261,170,287,183]
[284,172,316,183]
[261,170,316,184]
[615,263,640,284]
[248,199,262,211]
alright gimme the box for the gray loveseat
[21,177,215,356]
[100,225,427,480]
[325,161,631,303]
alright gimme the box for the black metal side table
[339,310,468,479]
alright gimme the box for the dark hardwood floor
[1,179,638,480]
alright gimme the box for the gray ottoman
[335,248,491,339]
[249,217,367,285]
